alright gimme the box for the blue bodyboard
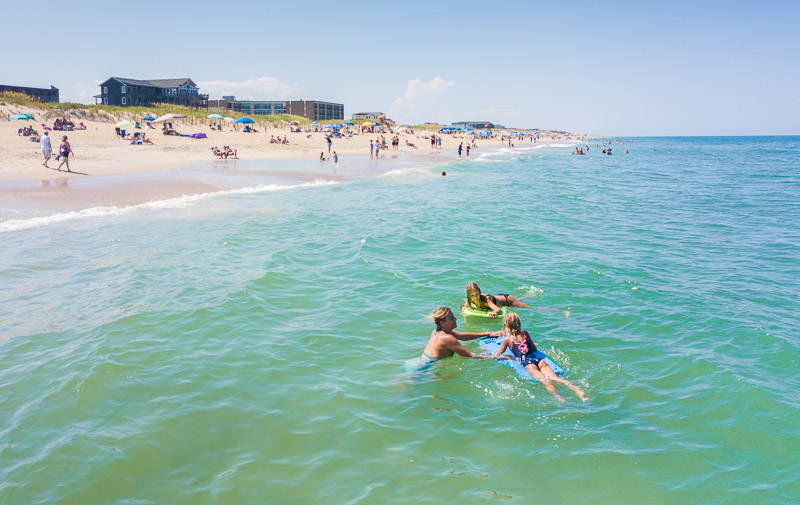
[478,336,564,382]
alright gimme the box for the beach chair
[41,123,50,131]
[115,127,122,138]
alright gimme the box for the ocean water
[1,137,799,504]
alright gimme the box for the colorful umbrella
[116,120,135,127]
[8,113,34,120]
[289,121,299,126]
[361,121,374,127]
[44,110,64,120]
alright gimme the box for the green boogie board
[461,306,509,320]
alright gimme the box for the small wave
[379,166,439,178]
[0,179,338,233]
[519,285,544,296]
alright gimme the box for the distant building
[208,97,344,121]
[352,112,393,122]
[95,77,208,108]
[0,84,59,102]
[452,121,497,130]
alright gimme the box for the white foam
[379,166,438,178]
[0,179,338,233]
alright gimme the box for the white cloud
[390,77,455,124]
[197,76,300,100]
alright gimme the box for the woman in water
[420,307,504,364]
[461,282,530,318]
[492,313,587,402]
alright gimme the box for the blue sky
[1,0,797,135]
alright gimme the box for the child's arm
[493,337,512,358]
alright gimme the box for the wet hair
[502,312,536,350]
[465,282,482,308]
[428,306,453,330]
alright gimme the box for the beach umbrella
[288,121,299,126]
[330,123,342,127]
[8,113,34,120]
[224,117,235,123]
[235,117,254,124]
[116,120,135,127]
[207,113,224,119]
[378,114,386,119]
[361,121,374,127]
[152,113,187,123]
[142,115,156,121]
[343,121,354,126]
[393,125,410,133]
[43,110,64,120]
[310,121,320,126]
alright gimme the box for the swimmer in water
[420,307,504,363]
[491,312,588,402]
[461,282,531,318]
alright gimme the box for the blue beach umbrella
[235,117,254,124]
[310,121,320,126]
[8,113,34,120]
[343,121,354,126]
[142,115,156,121]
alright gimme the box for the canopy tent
[152,113,187,123]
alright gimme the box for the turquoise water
[2,137,799,504]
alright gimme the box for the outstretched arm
[451,329,503,341]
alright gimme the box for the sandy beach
[0,105,582,214]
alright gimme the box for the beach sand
[0,105,581,213]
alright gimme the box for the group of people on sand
[269,135,290,144]
[41,131,74,172]
[419,282,587,403]
[210,146,238,159]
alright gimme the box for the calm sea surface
[1,137,799,504]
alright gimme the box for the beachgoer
[320,152,326,161]
[370,140,374,159]
[461,282,530,318]
[327,136,332,153]
[420,307,505,364]
[56,135,73,172]
[466,144,470,158]
[458,143,463,158]
[41,131,52,168]
[333,151,338,164]
[441,171,446,176]
[491,313,587,402]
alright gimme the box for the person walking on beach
[466,144,470,158]
[57,135,73,172]
[458,143,463,158]
[370,140,374,159]
[41,130,52,168]
[327,136,332,154]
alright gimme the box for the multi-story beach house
[452,121,499,130]
[95,78,209,108]
[208,97,344,121]
[0,84,59,102]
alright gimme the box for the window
[103,98,108,105]
[122,97,126,105]
[103,86,108,94]
[121,85,126,94]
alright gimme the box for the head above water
[465,282,483,306]
[428,306,455,330]
[502,312,522,337]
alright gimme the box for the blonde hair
[465,282,482,308]
[428,306,453,330]
[502,312,523,341]
[502,312,537,351]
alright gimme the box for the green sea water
[1,137,799,504]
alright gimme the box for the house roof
[105,77,197,88]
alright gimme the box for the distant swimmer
[420,307,503,364]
